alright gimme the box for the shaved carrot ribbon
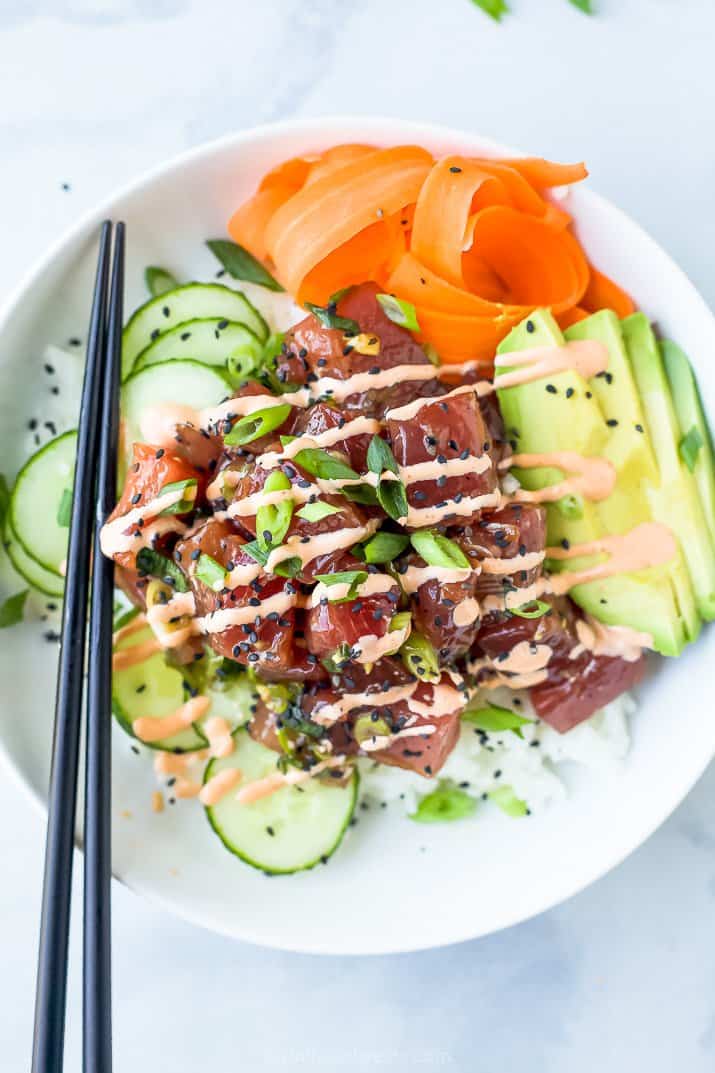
[226,143,632,363]
[581,266,636,318]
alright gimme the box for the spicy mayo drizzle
[545,522,677,593]
[508,452,617,504]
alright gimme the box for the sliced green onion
[367,436,407,519]
[196,553,227,591]
[56,487,73,528]
[256,471,294,551]
[410,530,470,569]
[206,238,284,292]
[296,501,341,523]
[280,707,324,740]
[226,336,265,384]
[377,479,408,522]
[376,293,420,332]
[340,484,378,506]
[264,331,285,365]
[0,589,28,628]
[423,343,441,367]
[679,425,704,472]
[158,477,198,516]
[399,631,440,684]
[322,642,352,672]
[224,403,292,447]
[241,540,269,567]
[273,557,302,578]
[144,266,178,297]
[315,569,368,602]
[489,786,529,818]
[292,448,360,482]
[511,599,550,620]
[280,434,298,447]
[388,611,412,634]
[462,703,533,739]
[556,493,583,520]
[353,714,392,747]
[567,0,593,13]
[469,0,510,21]
[136,547,188,591]
[410,781,477,824]
[304,301,359,335]
[328,286,355,305]
[361,530,410,564]
[367,435,399,477]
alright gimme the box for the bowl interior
[1,118,713,954]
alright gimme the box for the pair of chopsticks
[32,221,124,1073]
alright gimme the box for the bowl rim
[2,115,714,954]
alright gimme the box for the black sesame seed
[546,384,557,394]
[606,418,618,427]
[526,320,535,334]
[566,387,574,398]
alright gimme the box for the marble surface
[2,0,715,1069]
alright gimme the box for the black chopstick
[83,221,124,1073]
[31,221,117,1073]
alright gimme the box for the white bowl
[2,117,714,955]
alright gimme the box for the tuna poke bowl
[2,119,713,951]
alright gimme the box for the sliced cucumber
[122,283,269,379]
[121,359,230,459]
[205,731,358,874]
[112,625,207,752]
[3,518,64,597]
[203,674,256,725]
[132,318,263,380]
[9,430,76,577]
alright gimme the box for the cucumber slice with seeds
[9,430,76,577]
[205,731,358,874]
[122,283,268,379]
[3,518,65,597]
[112,625,207,752]
[121,359,230,464]
[133,318,263,380]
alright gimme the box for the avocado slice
[661,338,715,545]
[622,314,715,621]
[567,313,700,646]
[496,309,693,655]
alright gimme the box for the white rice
[358,687,634,816]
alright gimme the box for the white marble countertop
[2,1,715,1069]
